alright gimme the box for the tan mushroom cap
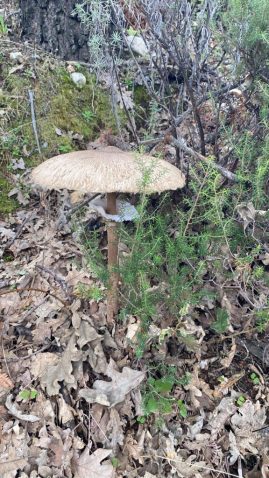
[31,149,185,194]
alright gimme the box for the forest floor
[1,3,269,478]
[1,166,269,478]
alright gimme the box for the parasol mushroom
[31,149,185,322]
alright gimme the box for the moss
[0,55,124,214]
[0,176,18,215]
[133,85,151,129]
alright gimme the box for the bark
[19,0,90,61]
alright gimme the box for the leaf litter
[1,189,269,478]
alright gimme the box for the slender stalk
[106,192,119,322]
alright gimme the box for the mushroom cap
[31,149,185,194]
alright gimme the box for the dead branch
[168,135,239,182]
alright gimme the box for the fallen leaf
[74,448,114,478]
[58,396,75,424]
[9,64,24,75]
[0,372,13,390]
[93,359,145,406]
[220,339,237,368]
[124,432,145,464]
[5,395,40,422]
[39,334,82,395]
[208,395,237,439]
[79,388,110,406]
[236,202,267,230]
[0,457,27,476]
[213,371,245,398]
[0,226,16,241]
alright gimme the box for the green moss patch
[0,51,122,214]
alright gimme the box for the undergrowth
[81,155,269,358]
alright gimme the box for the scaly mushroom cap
[31,149,185,193]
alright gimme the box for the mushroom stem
[106,192,119,322]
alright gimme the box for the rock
[70,72,86,88]
[9,51,23,63]
[126,35,149,57]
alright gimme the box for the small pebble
[70,72,86,88]
[9,51,23,63]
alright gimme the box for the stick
[66,193,101,219]
[169,136,239,182]
[28,90,42,155]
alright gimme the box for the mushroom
[31,148,185,322]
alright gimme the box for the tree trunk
[19,0,90,61]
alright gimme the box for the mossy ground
[0,49,122,215]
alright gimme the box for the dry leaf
[208,395,237,439]
[79,388,110,406]
[184,364,214,409]
[93,359,145,406]
[106,408,124,448]
[74,448,114,478]
[58,396,75,424]
[0,373,13,390]
[0,226,16,241]
[220,340,237,368]
[38,334,81,395]
[5,395,40,422]
[213,371,245,398]
[124,432,145,464]
[236,202,267,230]
[0,457,27,476]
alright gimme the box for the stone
[9,51,23,63]
[126,35,149,57]
[70,72,87,88]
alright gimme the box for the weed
[0,15,8,36]
[58,144,73,154]
[138,367,191,421]
[211,308,229,334]
[256,309,269,333]
[82,109,96,122]
[236,395,246,407]
[19,389,38,401]
[178,399,188,418]
[111,457,119,468]
[75,283,104,301]
[250,373,260,385]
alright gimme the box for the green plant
[224,0,269,77]
[236,395,246,407]
[82,109,96,122]
[123,75,134,90]
[211,308,229,334]
[138,366,191,422]
[0,15,8,36]
[143,376,175,416]
[111,457,120,468]
[82,228,109,285]
[255,309,269,332]
[177,400,188,418]
[58,144,73,154]
[75,283,104,301]
[250,372,260,385]
[19,389,38,401]
[126,27,138,36]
